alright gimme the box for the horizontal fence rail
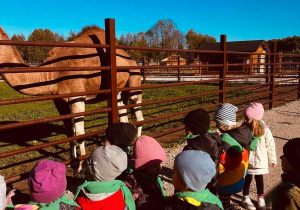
[1,18,300,183]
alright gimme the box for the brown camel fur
[0,26,144,170]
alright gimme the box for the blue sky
[1,0,299,42]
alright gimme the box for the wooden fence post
[142,56,146,84]
[265,54,270,83]
[177,55,181,82]
[219,35,227,104]
[298,64,300,100]
[105,18,118,124]
[269,41,276,109]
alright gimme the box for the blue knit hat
[175,150,216,192]
[213,103,238,127]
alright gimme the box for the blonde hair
[217,124,237,132]
[251,119,265,137]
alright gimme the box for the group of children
[0,102,299,210]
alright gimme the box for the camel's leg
[53,99,76,156]
[129,91,144,137]
[69,97,86,171]
[117,91,129,123]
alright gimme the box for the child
[213,103,252,210]
[183,108,223,194]
[272,138,300,210]
[121,135,166,210]
[242,103,277,210]
[105,122,137,153]
[74,145,135,210]
[28,159,79,210]
[167,150,223,209]
[0,175,16,210]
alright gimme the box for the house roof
[161,54,187,62]
[198,40,270,53]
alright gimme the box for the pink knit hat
[28,160,67,204]
[244,103,264,120]
[132,136,166,170]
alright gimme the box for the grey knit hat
[213,103,238,127]
[0,175,6,210]
[87,145,127,182]
[175,150,216,192]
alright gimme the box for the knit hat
[106,122,137,147]
[175,150,216,192]
[0,175,6,210]
[183,108,210,134]
[213,103,238,127]
[283,138,300,171]
[132,136,166,170]
[28,160,67,204]
[244,103,264,120]
[87,145,127,182]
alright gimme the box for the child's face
[143,162,163,178]
[281,155,294,173]
[244,115,253,126]
[172,165,187,191]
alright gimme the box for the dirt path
[160,100,300,209]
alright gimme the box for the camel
[0,26,144,170]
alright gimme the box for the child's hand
[270,163,276,168]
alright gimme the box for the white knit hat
[0,175,6,210]
[213,103,238,127]
[87,145,127,182]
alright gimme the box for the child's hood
[225,126,252,148]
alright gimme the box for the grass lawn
[0,79,291,177]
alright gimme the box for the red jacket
[76,189,126,210]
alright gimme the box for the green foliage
[267,36,300,53]
[26,28,57,64]
[11,33,27,61]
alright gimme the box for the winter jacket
[272,172,300,210]
[217,126,252,194]
[119,172,165,210]
[76,189,126,210]
[183,132,223,194]
[247,127,277,175]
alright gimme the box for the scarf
[249,121,265,151]
[29,195,79,210]
[174,189,223,209]
[186,130,212,140]
[74,180,135,210]
[122,146,131,154]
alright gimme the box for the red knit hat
[132,136,166,170]
[244,103,264,120]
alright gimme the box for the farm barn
[196,40,271,74]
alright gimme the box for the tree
[11,34,28,61]
[66,30,77,41]
[186,28,216,50]
[26,28,57,63]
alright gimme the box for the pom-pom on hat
[283,138,300,171]
[105,122,137,147]
[0,175,6,210]
[28,160,67,204]
[132,136,166,170]
[213,103,238,127]
[244,103,264,121]
[175,150,216,192]
[184,108,210,134]
[87,145,127,182]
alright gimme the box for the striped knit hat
[213,103,238,127]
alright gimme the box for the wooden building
[196,40,270,74]
[161,54,187,65]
